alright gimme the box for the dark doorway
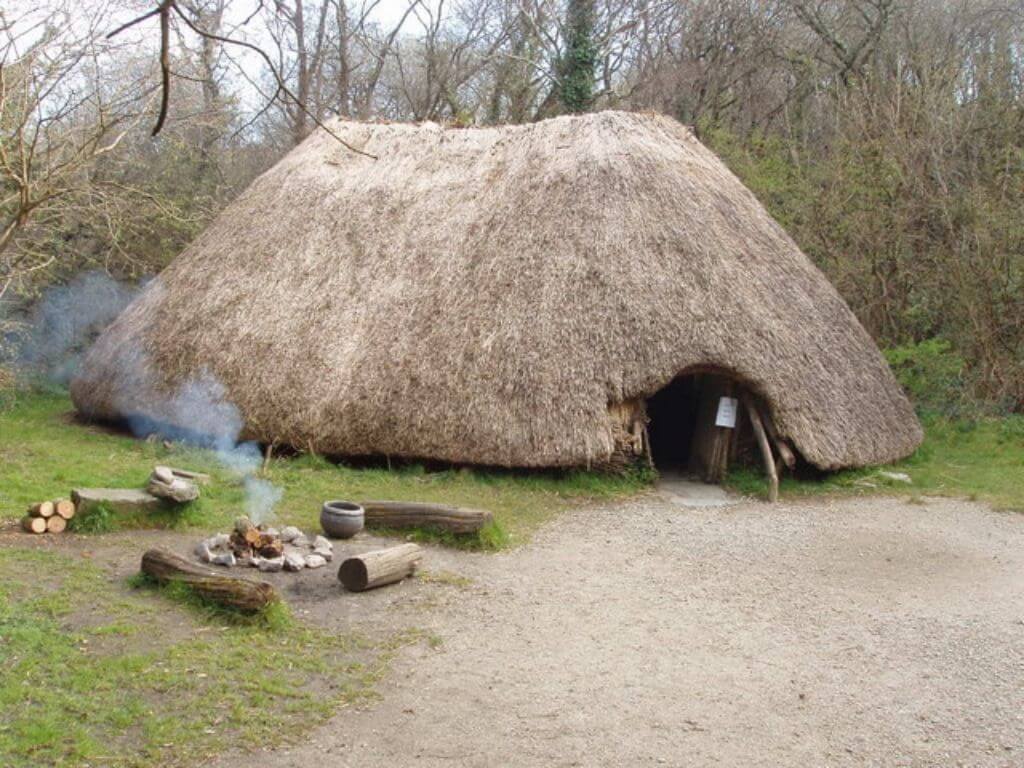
[646,373,738,482]
[646,376,701,471]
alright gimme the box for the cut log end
[338,543,422,592]
[54,499,75,520]
[22,516,47,534]
[29,501,55,518]
[46,516,67,533]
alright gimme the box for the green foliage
[883,339,969,416]
[0,390,650,548]
[0,548,395,768]
[134,575,292,631]
[998,414,1024,446]
[67,502,116,534]
[557,0,597,113]
[726,415,1024,512]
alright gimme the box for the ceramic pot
[320,500,365,539]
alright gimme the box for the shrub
[884,339,970,417]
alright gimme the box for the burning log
[140,548,278,612]
[338,543,422,592]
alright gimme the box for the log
[29,501,55,518]
[760,410,797,470]
[72,488,163,517]
[743,398,779,503]
[22,516,47,534]
[53,499,75,520]
[338,543,422,592]
[360,501,492,534]
[140,548,278,612]
[46,516,67,533]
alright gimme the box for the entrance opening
[646,376,700,471]
[646,372,738,482]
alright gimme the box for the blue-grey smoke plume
[123,371,282,524]
[15,270,139,383]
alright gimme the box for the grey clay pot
[320,500,365,539]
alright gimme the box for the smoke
[9,270,282,524]
[122,370,283,525]
[14,270,140,383]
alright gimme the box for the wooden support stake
[761,410,796,470]
[140,548,278,612]
[743,398,779,503]
[338,543,422,592]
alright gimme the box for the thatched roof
[71,111,921,470]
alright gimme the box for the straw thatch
[71,111,921,470]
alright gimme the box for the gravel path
[217,493,1024,767]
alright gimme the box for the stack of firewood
[22,499,75,534]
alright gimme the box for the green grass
[726,413,1024,511]
[0,391,649,548]
[0,547,408,768]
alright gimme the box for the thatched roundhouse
[71,111,921,475]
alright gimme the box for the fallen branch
[360,501,493,534]
[140,548,278,612]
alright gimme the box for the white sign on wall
[715,396,738,429]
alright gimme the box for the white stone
[291,535,311,549]
[312,535,333,552]
[283,552,305,572]
[304,554,327,569]
[279,526,303,542]
[205,533,231,550]
[212,552,236,567]
[257,556,284,573]
[194,541,213,563]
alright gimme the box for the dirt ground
[8,492,1023,766]
[203,492,1023,768]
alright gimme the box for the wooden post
[761,410,796,470]
[743,398,779,503]
[338,543,422,592]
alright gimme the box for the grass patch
[0,391,649,548]
[726,413,1024,511]
[0,547,401,768]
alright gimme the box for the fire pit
[195,517,333,571]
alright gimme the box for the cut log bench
[140,548,278,612]
[338,543,423,592]
[360,501,492,534]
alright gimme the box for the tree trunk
[140,548,278,612]
[360,501,492,534]
[338,543,422,592]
